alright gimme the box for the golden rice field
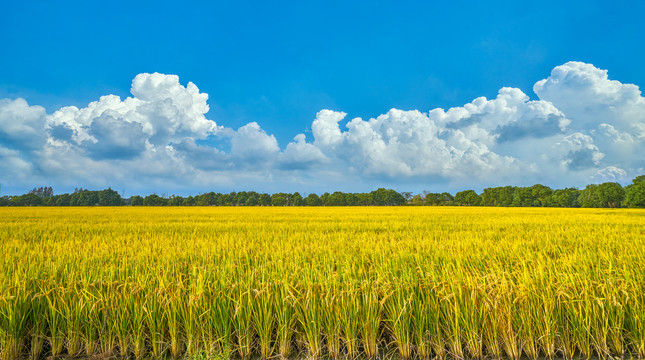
[1,207,645,360]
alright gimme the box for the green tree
[438,192,455,205]
[481,186,515,206]
[327,192,346,206]
[167,195,184,206]
[55,194,71,206]
[511,187,534,207]
[579,184,601,208]
[292,192,304,206]
[196,192,218,206]
[70,190,99,206]
[320,192,331,206]
[371,188,406,206]
[143,194,168,206]
[218,193,233,206]
[357,193,373,206]
[10,193,43,206]
[271,193,287,206]
[245,194,259,206]
[625,175,645,208]
[551,188,580,207]
[596,182,625,208]
[130,195,144,206]
[98,188,123,206]
[531,184,553,206]
[258,193,271,206]
[182,196,196,206]
[233,191,248,206]
[409,194,424,206]
[304,193,322,206]
[247,192,260,205]
[424,193,441,206]
[455,190,481,206]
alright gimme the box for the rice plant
[275,281,296,360]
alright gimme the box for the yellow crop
[1,207,644,360]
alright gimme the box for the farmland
[1,207,644,360]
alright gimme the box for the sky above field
[1,1,645,196]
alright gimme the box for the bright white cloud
[533,61,645,178]
[534,61,645,139]
[0,62,644,195]
[279,134,328,170]
[310,108,524,181]
[230,122,279,164]
[47,73,219,156]
[0,98,47,151]
[311,110,346,149]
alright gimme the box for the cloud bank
[1,62,644,194]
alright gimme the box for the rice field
[1,207,644,360]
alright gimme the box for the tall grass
[0,206,644,360]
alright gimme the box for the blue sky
[1,1,644,196]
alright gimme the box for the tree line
[127,188,406,206]
[1,176,644,208]
[0,188,407,207]
[407,176,645,208]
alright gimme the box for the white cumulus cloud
[47,73,219,157]
[0,62,644,195]
[310,108,524,181]
[0,98,47,151]
[230,122,279,164]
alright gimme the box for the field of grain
[1,207,644,360]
